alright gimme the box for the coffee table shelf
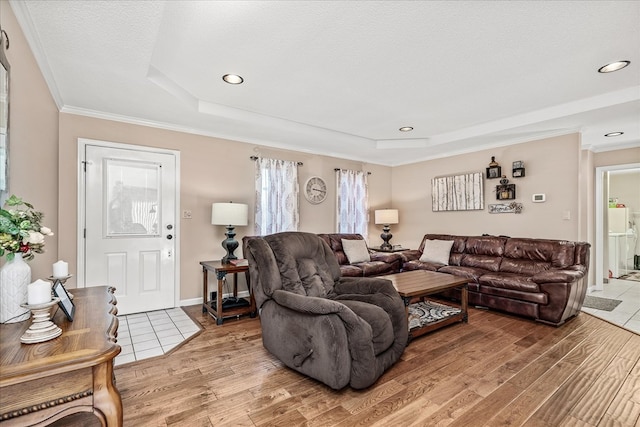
[385,270,469,340]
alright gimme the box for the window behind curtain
[336,169,369,240]
[254,157,299,235]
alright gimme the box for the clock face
[304,176,327,204]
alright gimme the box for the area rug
[617,271,640,282]
[408,300,461,330]
[582,295,622,312]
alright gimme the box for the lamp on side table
[375,209,399,251]
[211,202,249,264]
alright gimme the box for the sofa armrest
[531,266,586,284]
[399,249,422,263]
[369,251,403,264]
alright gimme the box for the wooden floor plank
[99,307,640,427]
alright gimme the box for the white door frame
[594,162,639,291]
[77,138,181,308]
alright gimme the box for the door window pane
[105,159,161,237]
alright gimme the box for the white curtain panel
[432,172,484,211]
[254,157,299,235]
[336,169,369,240]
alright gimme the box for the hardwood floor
[106,305,640,426]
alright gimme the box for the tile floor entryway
[582,277,640,334]
[114,308,201,366]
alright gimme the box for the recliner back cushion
[265,232,339,297]
[460,236,506,272]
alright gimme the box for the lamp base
[221,225,239,264]
[380,225,393,251]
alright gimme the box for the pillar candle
[53,260,69,278]
[27,280,52,305]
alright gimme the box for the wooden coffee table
[385,270,469,339]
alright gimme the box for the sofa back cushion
[460,236,506,272]
[500,238,576,275]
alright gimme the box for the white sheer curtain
[255,157,299,235]
[336,169,369,240]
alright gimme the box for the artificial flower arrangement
[0,195,54,261]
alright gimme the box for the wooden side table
[0,286,122,426]
[200,260,256,325]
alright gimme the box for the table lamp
[211,202,249,264]
[374,209,399,250]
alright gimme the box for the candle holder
[19,298,62,344]
[47,274,73,299]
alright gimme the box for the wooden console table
[0,286,122,426]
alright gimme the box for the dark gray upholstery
[245,232,407,390]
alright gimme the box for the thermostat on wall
[532,193,546,203]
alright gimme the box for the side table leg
[202,267,208,314]
[216,271,226,325]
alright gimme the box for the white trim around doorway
[76,138,181,309]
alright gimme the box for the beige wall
[1,3,59,280]
[58,114,391,300]
[391,134,583,250]
[6,0,640,302]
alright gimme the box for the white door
[82,142,178,314]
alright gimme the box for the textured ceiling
[10,0,640,166]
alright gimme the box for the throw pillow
[419,239,455,265]
[342,239,371,264]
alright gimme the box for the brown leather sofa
[317,233,403,277]
[402,234,590,326]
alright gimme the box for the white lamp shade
[375,209,399,225]
[211,203,249,226]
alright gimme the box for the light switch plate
[532,194,546,203]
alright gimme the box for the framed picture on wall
[486,166,501,179]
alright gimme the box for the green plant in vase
[0,195,54,261]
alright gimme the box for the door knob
[166,234,173,240]
[166,224,173,230]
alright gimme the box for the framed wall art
[432,172,484,211]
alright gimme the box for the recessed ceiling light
[598,61,630,73]
[222,74,244,84]
[399,127,413,132]
[604,132,624,137]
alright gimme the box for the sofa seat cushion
[402,260,440,272]
[339,300,394,356]
[479,285,548,305]
[340,265,364,277]
[478,272,540,293]
[360,261,396,276]
[437,265,488,283]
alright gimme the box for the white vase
[0,254,32,323]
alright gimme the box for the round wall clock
[304,176,328,204]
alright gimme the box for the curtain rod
[250,156,303,166]
[334,168,371,175]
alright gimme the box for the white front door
[81,140,179,314]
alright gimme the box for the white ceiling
[10,0,640,166]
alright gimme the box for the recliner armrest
[335,277,398,298]
[271,289,348,315]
